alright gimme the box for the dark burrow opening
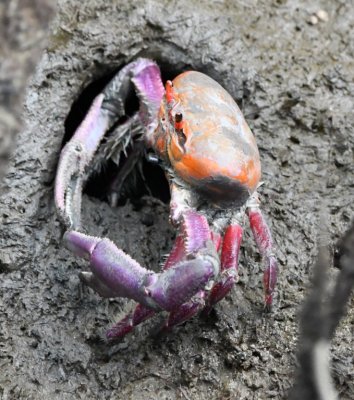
[63,60,190,207]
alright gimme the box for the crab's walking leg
[106,304,155,339]
[247,196,278,309]
[54,58,164,228]
[204,224,243,313]
[108,140,145,207]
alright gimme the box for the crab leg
[106,304,155,339]
[204,224,243,312]
[247,200,278,309]
[54,58,164,229]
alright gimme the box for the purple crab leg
[66,210,219,315]
[54,58,164,228]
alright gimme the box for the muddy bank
[1,1,354,399]
[0,0,56,186]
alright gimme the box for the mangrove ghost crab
[55,58,278,339]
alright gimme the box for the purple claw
[54,94,109,228]
[145,249,217,311]
[79,271,118,298]
[105,219,220,339]
[65,231,154,305]
[65,238,218,311]
[64,211,219,314]
[54,58,164,229]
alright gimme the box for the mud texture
[0,0,56,186]
[1,1,354,399]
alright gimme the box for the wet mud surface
[1,1,354,399]
[0,0,56,185]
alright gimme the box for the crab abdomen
[167,71,261,206]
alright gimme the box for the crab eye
[174,112,186,149]
[175,112,183,124]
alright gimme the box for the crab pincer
[64,211,219,310]
[54,58,164,228]
[55,57,278,340]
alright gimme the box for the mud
[0,0,56,186]
[1,1,354,399]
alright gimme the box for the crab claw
[64,210,220,313]
[54,94,109,228]
[54,58,164,229]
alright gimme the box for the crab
[55,58,278,339]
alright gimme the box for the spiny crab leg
[247,196,278,309]
[203,194,278,310]
[54,58,164,229]
[65,210,219,321]
[205,224,243,312]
